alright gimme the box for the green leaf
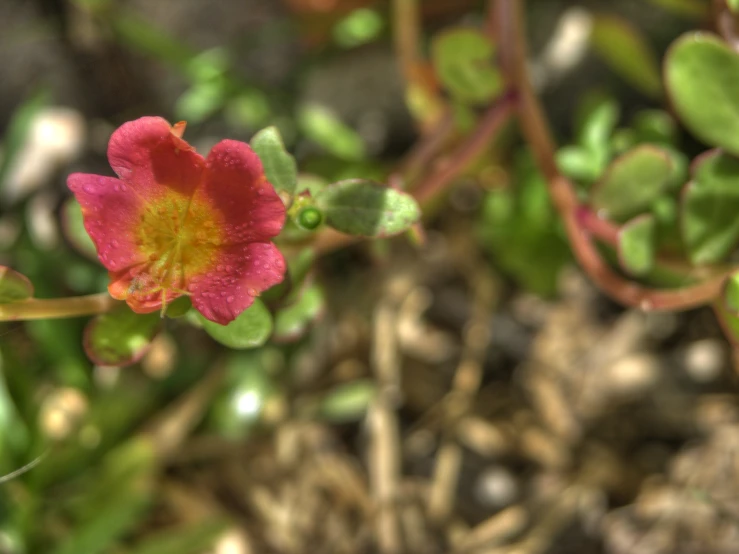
[318,379,376,423]
[714,300,739,346]
[646,0,709,18]
[208,352,274,438]
[298,105,366,161]
[576,93,620,153]
[164,296,192,318]
[478,152,570,297]
[590,145,673,220]
[0,266,33,303]
[127,520,228,554]
[52,496,148,554]
[665,33,739,155]
[729,0,739,13]
[618,214,656,276]
[61,197,97,260]
[556,146,601,183]
[315,179,421,237]
[0,90,48,194]
[590,15,662,98]
[83,304,161,367]
[199,299,272,349]
[250,126,298,196]
[681,150,739,264]
[432,28,503,105]
[724,271,739,313]
[333,7,384,48]
[632,109,678,146]
[175,80,226,123]
[273,283,325,342]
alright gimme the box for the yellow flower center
[134,191,224,306]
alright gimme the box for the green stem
[0,293,119,321]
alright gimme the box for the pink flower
[68,117,286,325]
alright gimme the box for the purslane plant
[0,118,422,365]
[5,0,739,365]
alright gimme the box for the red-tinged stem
[413,92,516,203]
[715,0,739,52]
[0,293,119,321]
[494,0,730,312]
[576,206,620,244]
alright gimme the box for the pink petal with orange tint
[197,140,286,244]
[108,265,183,314]
[108,116,205,200]
[189,242,286,324]
[68,174,149,272]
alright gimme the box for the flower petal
[197,140,286,244]
[108,265,182,313]
[189,242,286,325]
[108,116,205,199]
[67,174,149,272]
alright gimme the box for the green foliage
[333,8,384,48]
[298,105,366,161]
[558,94,619,185]
[479,153,571,297]
[590,15,662,98]
[317,379,376,423]
[315,179,421,237]
[83,305,161,367]
[126,520,227,554]
[645,0,708,18]
[61,198,98,260]
[665,33,739,155]
[0,90,48,195]
[207,352,275,439]
[0,267,33,303]
[724,271,739,313]
[432,28,503,105]
[251,126,298,197]
[273,283,325,342]
[590,145,673,220]
[618,214,656,276]
[199,299,273,349]
[681,150,739,265]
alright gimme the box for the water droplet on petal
[226,296,234,303]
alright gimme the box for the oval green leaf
[665,33,739,155]
[590,144,673,220]
[617,214,656,276]
[432,28,503,105]
[318,379,376,423]
[0,266,33,303]
[315,179,421,237]
[198,299,272,349]
[724,271,739,314]
[590,15,662,98]
[298,105,366,161]
[273,283,325,342]
[83,304,161,367]
[681,150,739,264]
[250,126,297,196]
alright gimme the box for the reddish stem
[413,92,516,203]
[494,0,730,312]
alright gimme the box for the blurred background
[0,0,735,553]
